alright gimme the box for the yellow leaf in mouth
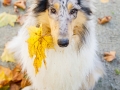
[27,24,54,74]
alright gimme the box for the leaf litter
[98,16,112,24]
[0,12,17,27]
[104,51,116,62]
[0,64,31,90]
[2,0,11,6]
[14,0,26,10]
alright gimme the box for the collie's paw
[22,86,33,90]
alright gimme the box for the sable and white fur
[7,0,104,90]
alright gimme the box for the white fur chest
[21,42,96,90]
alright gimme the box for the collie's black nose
[57,39,69,47]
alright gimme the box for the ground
[0,0,120,90]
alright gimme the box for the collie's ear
[79,0,94,15]
[34,0,49,13]
[77,0,81,5]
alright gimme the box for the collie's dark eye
[51,8,56,14]
[70,9,78,14]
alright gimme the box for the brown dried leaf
[104,51,116,62]
[10,83,20,90]
[3,0,11,6]
[12,65,24,82]
[14,0,26,10]
[16,14,27,25]
[98,16,112,24]
[100,0,109,3]
[0,64,31,89]
[21,78,31,88]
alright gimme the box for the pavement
[0,0,120,90]
[94,0,120,90]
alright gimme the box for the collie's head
[33,0,93,48]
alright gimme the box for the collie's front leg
[22,86,33,90]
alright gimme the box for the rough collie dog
[6,0,104,90]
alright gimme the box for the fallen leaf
[98,16,112,24]
[0,85,9,90]
[115,69,120,75]
[0,66,12,88]
[10,83,20,90]
[104,51,116,62]
[100,0,109,3]
[21,78,31,88]
[12,65,23,82]
[1,45,15,62]
[27,25,54,73]
[11,65,31,88]
[14,6,19,13]
[0,12,17,27]
[16,14,27,25]
[14,0,26,10]
[2,0,11,6]
[0,64,31,89]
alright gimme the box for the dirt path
[0,0,120,90]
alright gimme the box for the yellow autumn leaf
[1,47,15,62]
[0,71,12,88]
[0,66,12,88]
[0,12,17,27]
[27,25,54,73]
